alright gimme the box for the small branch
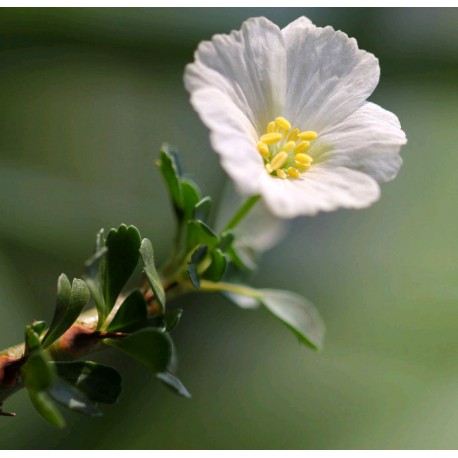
[0,283,180,407]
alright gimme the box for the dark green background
[0,8,457,449]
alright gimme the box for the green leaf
[53,361,122,404]
[158,147,183,212]
[165,308,183,333]
[31,321,47,337]
[193,197,212,222]
[157,372,191,398]
[181,179,202,222]
[259,289,325,350]
[106,290,148,333]
[104,224,142,320]
[219,231,235,251]
[23,349,56,391]
[224,292,260,310]
[84,230,107,327]
[140,238,165,313]
[48,380,101,417]
[187,220,219,251]
[28,390,65,428]
[42,277,90,348]
[187,245,207,289]
[25,325,43,353]
[104,329,172,374]
[227,243,257,271]
[203,249,227,282]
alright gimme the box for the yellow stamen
[287,128,300,142]
[276,169,287,179]
[265,164,273,174]
[270,151,288,171]
[275,117,291,131]
[260,133,282,144]
[294,141,311,154]
[267,121,276,133]
[286,167,301,179]
[298,131,318,141]
[257,141,270,159]
[295,153,313,164]
[283,141,296,152]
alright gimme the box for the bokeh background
[0,7,457,449]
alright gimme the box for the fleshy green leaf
[23,349,55,391]
[187,220,219,251]
[53,361,122,404]
[42,277,90,348]
[165,308,183,333]
[104,329,172,374]
[187,245,207,289]
[157,372,191,398]
[224,292,260,310]
[193,197,212,222]
[203,249,227,282]
[48,380,101,417]
[31,321,47,337]
[158,147,183,213]
[227,243,257,271]
[106,290,148,333]
[258,289,325,350]
[84,229,107,327]
[25,325,43,354]
[28,390,65,428]
[181,179,201,222]
[219,231,235,252]
[104,224,142,319]
[140,238,165,313]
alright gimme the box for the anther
[275,117,291,131]
[294,153,313,169]
[257,141,270,159]
[267,121,276,133]
[287,167,301,179]
[287,128,300,142]
[270,151,288,171]
[260,133,282,144]
[294,141,311,154]
[276,169,287,179]
[283,141,296,152]
[298,131,318,141]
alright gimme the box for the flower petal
[184,17,286,133]
[259,165,381,218]
[282,17,380,131]
[313,102,407,182]
[190,88,263,195]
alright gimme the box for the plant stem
[222,195,261,232]
[195,279,260,298]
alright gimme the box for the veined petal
[184,17,286,133]
[282,17,380,132]
[190,88,263,195]
[259,165,380,219]
[313,102,407,182]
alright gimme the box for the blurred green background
[0,7,457,449]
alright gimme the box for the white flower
[184,17,407,219]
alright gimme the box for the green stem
[197,279,260,298]
[222,195,261,232]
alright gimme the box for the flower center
[257,117,318,179]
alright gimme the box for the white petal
[190,88,263,195]
[282,17,380,131]
[314,102,407,182]
[259,165,380,219]
[184,17,286,133]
